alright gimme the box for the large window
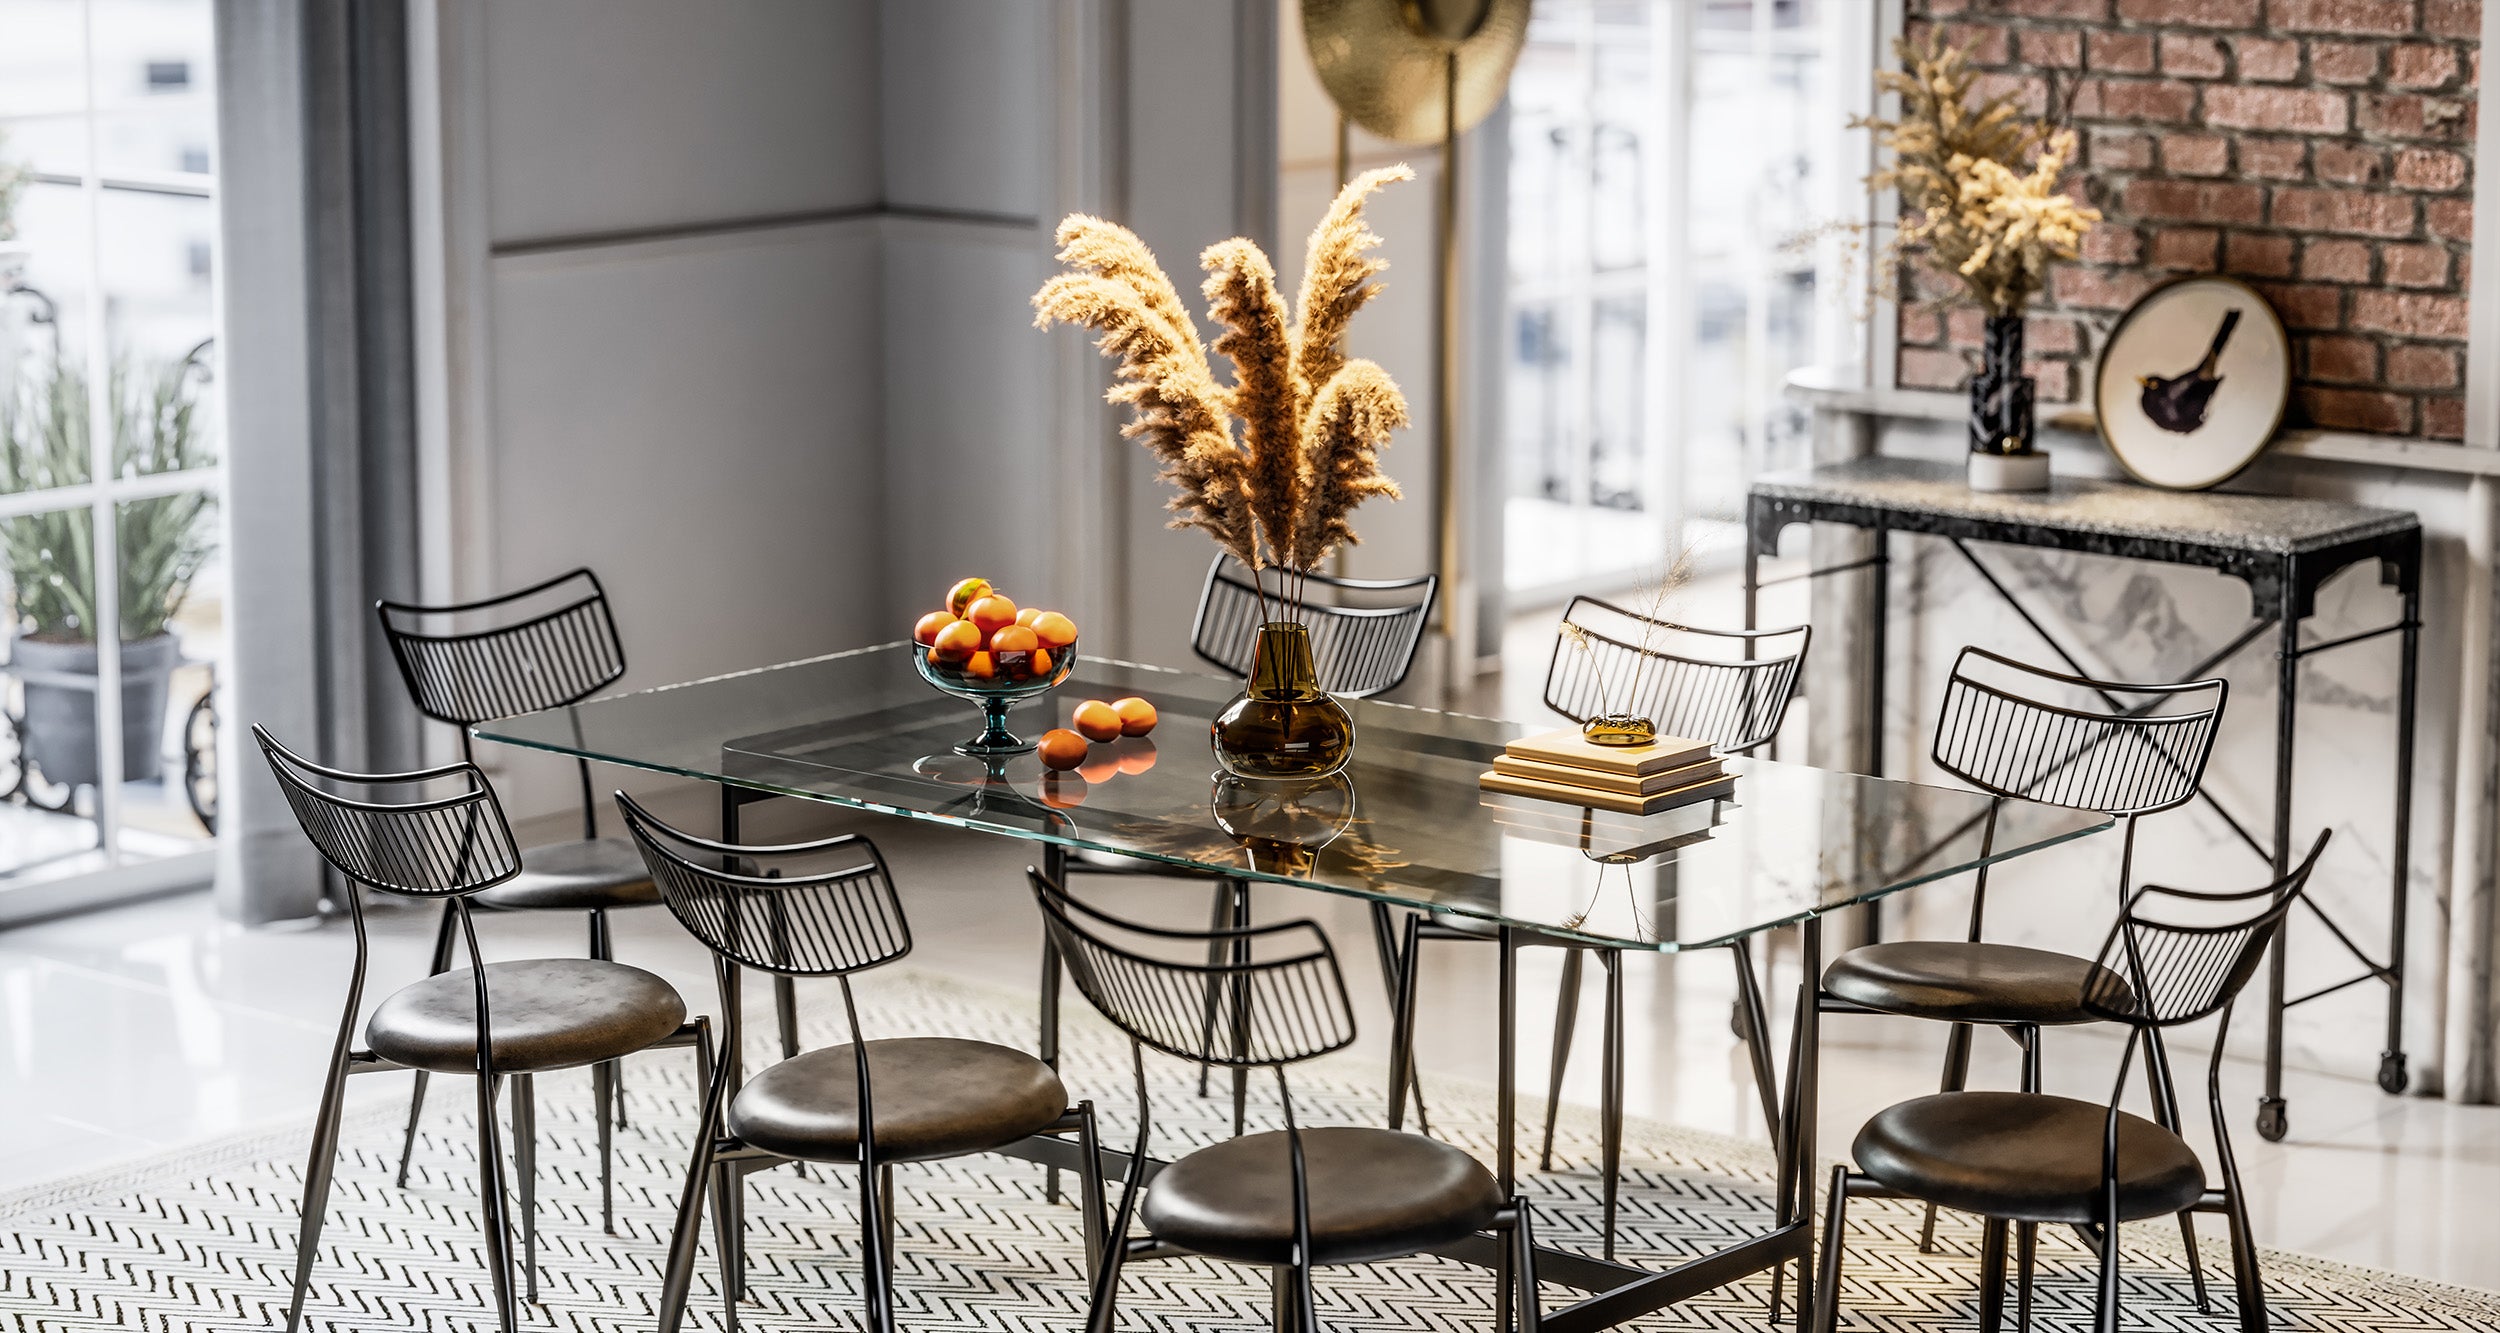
[0,0,222,895]
[1503,0,1852,601]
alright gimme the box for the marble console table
[1744,455,2423,1141]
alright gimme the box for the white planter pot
[1967,450,2051,493]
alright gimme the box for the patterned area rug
[3,971,2493,1332]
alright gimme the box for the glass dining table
[476,643,2109,1333]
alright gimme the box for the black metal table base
[1747,472,2420,1140]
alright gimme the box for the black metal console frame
[1744,473,2422,1143]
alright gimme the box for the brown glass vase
[1211,622,1355,779]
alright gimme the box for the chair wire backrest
[1190,554,1436,698]
[253,724,522,899]
[615,791,910,978]
[376,568,626,729]
[1931,646,2226,818]
[1542,597,1810,754]
[2083,829,2328,1029]
[1028,867,1356,1068]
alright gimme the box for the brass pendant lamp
[1301,0,1529,682]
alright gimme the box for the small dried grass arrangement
[1033,166,1414,624]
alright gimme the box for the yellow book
[1503,727,1712,779]
[1477,767,1735,816]
[1489,753,1722,797]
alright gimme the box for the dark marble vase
[1969,313,2036,457]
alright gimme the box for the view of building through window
[1504,0,1844,602]
[0,0,222,891]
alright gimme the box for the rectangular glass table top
[476,645,2109,951]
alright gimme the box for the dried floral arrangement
[1556,547,1695,729]
[1032,166,1414,623]
[1855,30,2099,317]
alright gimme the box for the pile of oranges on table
[914,578,1077,683]
[1038,697,1158,771]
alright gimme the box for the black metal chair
[376,568,763,1218]
[1390,598,1810,1257]
[1028,867,1541,1333]
[1069,553,1439,1133]
[1808,645,2227,1310]
[1814,831,2328,1333]
[622,796,1108,1333]
[255,727,705,1333]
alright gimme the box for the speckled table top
[1751,457,2419,556]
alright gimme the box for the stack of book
[1478,727,1734,816]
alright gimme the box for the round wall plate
[2092,274,2291,491]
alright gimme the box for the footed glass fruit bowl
[911,638,1078,756]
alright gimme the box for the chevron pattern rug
[3,971,2492,1332]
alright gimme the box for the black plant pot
[12,633,181,788]
[1968,313,2036,456]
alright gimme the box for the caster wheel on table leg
[2255,1097,2288,1142]
[2378,1051,2409,1095]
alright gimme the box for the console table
[1744,455,2421,1141]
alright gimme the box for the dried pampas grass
[1035,168,1415,619]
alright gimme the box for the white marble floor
[2,795,2493,1292]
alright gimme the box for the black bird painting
[2137,308,2242,434]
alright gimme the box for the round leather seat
[727,1038,1068,1164]
[1854,1092,2205,1225]
[1823,941,2134,1026]
[471,838,662,912]
[1141,1126,1504,1267]
[366,958,686,1075]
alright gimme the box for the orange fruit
[1031,647,1053,677]
[1113,737,1158,775]
[1072,699,1123,743]
[965,651,997,681]
[1077,753,1121,783]
[947,577,992,617]
[914,611,959,646]
[932,619,982,663]
[967,594,1020,636]
[1031,611,1078,649]
[990,625,1039,655]
[1037,728,1090,770]
[1015,607,1043,628]
[1039,771,1088,808]
[1112,697,1157,737]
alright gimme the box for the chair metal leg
[1729,941,1783,1142]
[589,908,628,1132]
[1918,1021,1976,1253]
[1510,1199,1544,1333]
[282,1023,358,1332]
[393,901,460,1189]
[592,1057,616,1234]
[2094,1168,2123,1333]
[774,975,801,1064]
[512,1072,538,1303]
[2142,1029,2210,1314]
[1812,1167,1847,1333]
[1598,950,1624,1261]
[474,1074,521,1333]
[1074,1103,1109,1279]
[1538,949,1584,1172]
[1369,903,1433,1130]
[657,1017,720,1333]
[1388,914,1422,1132]
[2015,1221,2036,1333]
[1977,1216,2009,1333]
[1228,881,1253,1136]
[1197,883,1233,1098]
[710,1160,742,1333]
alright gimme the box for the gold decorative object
[1300,0,1531,144]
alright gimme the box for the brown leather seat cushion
[471,838,662,912]
[1823,941,2134,1026]
[1141,1126,1504,1267]
[1855,1091,2205,1225]
[727,1038,1068,1164]
[366,958,685,1075]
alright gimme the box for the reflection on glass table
[476,644,2111,952]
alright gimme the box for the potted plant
[1859,32,2099,491]
[1,357,215,789]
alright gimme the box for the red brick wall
[1896,0,2479,440]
